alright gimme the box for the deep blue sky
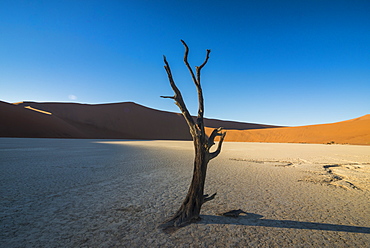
[1,0,369,126]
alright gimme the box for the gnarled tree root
[158,193,217,233]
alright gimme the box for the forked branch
[180,40,210,124]
[209,131,227,160]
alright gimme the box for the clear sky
[1,0,369,126]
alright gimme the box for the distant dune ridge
[0,100,368,145]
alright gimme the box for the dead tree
[159,40,226,230]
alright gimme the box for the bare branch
[197,49,211,73]
[160,96,175,99]
[180,40,198,86]
[195,49,210,124]
[195,49,211,89]
[203,193,217,203]
[209,131,227,160]
[207,127,223,149]
[163,56,196,132]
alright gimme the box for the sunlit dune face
[24,106,52,115]
[205,115,370,145]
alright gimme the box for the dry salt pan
[1,139,369,247]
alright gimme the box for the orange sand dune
[1,101,276,140]
[2,100,368,144]
[207,114,370,145]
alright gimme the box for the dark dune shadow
[200,213,370,234]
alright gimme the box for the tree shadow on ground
[199,213,370,234]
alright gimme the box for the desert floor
[1,138,369,247]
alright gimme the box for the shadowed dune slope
[207,114,370,145]
[0,101,86,138]
[1,101,276,140]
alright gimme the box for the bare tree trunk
[159,40,226,231]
